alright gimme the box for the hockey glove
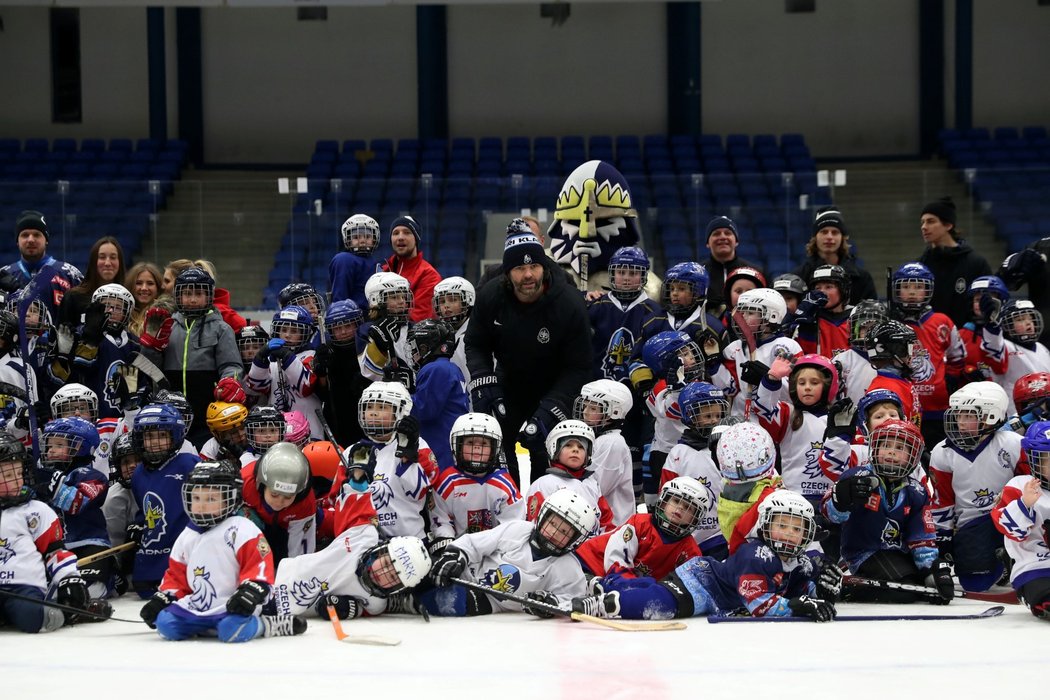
[140,590,177,628]
[0,268,21,294]
[57,575,90,622]
[739,360,771,388]
[226,580,270,617]
[41,468,66,500]
[311,344,332,379]
[1000,248,1045,288]
[468,374,507,420]
[383,364,416,393]
[80,301,108,347]
[816,562,844,601]
[824,398,858,441]
[520,399,569,450]
[832,473,880,511]
[978,294,1003,328]
[55,323,75,355]
[926,558,955,605]
[139,307,174,352]
[125,522,144,546]
[521,591,562,619]
[214,376,246,405]
[394,415,420,463]
[367,316,401,357]
[628,361,655,396]
[266,338,296,367]
[316,594,363,620]
[787,595,836,622]
[427,537,453,556]
[431,547,468,588]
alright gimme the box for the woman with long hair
[124,261,164,336]
[57,236,126,326]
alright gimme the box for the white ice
[4,455,1044,699]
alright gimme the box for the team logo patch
[141,492,167,547]
[954,277,966,294]
[26,514,39,531]
[483,563,521,593]
[623,528,634,543]
[466,509,497,533]
[972,488,996,509]
[188,566,218,612]
[0,538,14,565]
[738,574,767,601]
[881,519,902,547]
[257,538,272,558]
[537,328,550,344]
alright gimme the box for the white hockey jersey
[646,383,685,453]
[995,340,1050,415]
[588,429,635,526]
[714,335,802,417]
[525,473,611,533]
[429,466,524,539]
[928,431,1027,532]
[366,439,432,539]
[836,347,876,406]
[751,378,831,501]
[246,350,323,439]
[992,476,1050,586]
[661,442,723,550]
[0,498,79,589]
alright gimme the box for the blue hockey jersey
[411,357,469,469]
[130,451,200,582]
[588,292,662,381]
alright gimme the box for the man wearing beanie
[380,214,441,322]
[791,207,877,305]
[700,215,763,315]
[1,210,83,317]
[465,218,592,485]
[918,197,991,327]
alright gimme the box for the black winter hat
[813,207,847,236]
[705,216,738,242]
[390,215,421,243]
[15,210,48,241]
[921,197,957,227]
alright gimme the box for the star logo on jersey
[603,329,635,379]
[188,566,218,612]
[141,491,167,547]
[466,509,496,533]
[0,538,13,565]
[972,488,996,509]
[483,563,521,593]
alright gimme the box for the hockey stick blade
[326,605,401,646]
[707,606,1005,623]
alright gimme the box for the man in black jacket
[918,197,991,327]
[465,227,592,486]
[700,215,763,316]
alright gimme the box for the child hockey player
[277,282,326,346]
[772,273,806,316]
[526,419,612,532]
[575,476,707,586]
[424,488,598,616]
[821,419,953,603]
[246,305,321,439]
[138,460,306,641]
[36,417,112,612]
[590,247,663,383]
[660,381,728,558]
[235,324,270,378]
[0,432,91,632]
[575,379,635,525]
[330,213,382,309]
[408,319,469,469]
[428,412,524,550]
[242,406,286,464]
[992,421,1050,619]
[201,401,250,464]
[789,264,852,356]
[359,271,413,383]
[568,490,840,622]
[750,354,838,507]
[313,299,369,447]
[1010,372,1050,434]
[995,300,1050,415]
[820,389,907,481]
[68,284,140,420]
[864,319,923,425]
[928,382,1026,591]
[283,411,311,448]
[431,276,475,387]
[958,276,1009,385]
[241,441,318,563]
[127,403,200,597]
[48,383,112,476]
[837,300,888,404]
[719,266,767,333]
[713,422,782,555]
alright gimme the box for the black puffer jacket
[919,241,991,327]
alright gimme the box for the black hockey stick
[0,587,144,624]
[315,408,352,475]
[843,575,1020,605]
[708,605,1004,623]
[450,577,686,631]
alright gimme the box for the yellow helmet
[206,401,248,433]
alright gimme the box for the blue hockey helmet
[677,382,729,437]
[891,262,934,311]
[641,331,704,383]
[662,262,709,315]
[324,299,364,348]
[608,246,650,302]
[271,304,315,353]
[41,417,101,471]
[857,389,905,434]
[1022,421,1050,491]
[133,403,186,468]
[967,275,1010,301]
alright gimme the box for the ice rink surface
[5,454,1046,699]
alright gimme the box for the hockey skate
[261,614,307,637]
[571,591,621,619]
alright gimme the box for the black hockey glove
[226,580,270,617]
[521,591,561,619]
[41,468,66,500]
[394,415,420,463]
[311,343,332,379]
[999,248,1045,288]
[383,364,416,393]
[520,399,569,450]
[468,373,507,420]
[628,361,655,396]
[739,360,771,387]
[926,558,954,605]
[140,590,177,628]
[978,293,1003,328]
[125,522,144,546]
[266,339,295,367]
[788,595,836,622]
[81,301,108,346]
[367,316,401,357]
[57,575,90,620]
[316,594,363,620]
[824,398,859,441]
[816,562,844,601]
[427,537,454,556]
[0,268,21,294]
[832,473,880,511]
[430,547,468,588]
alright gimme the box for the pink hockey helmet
[283,411,311,448]
[789,353,840,405]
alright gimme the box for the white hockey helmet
[91,283,135,333]
[544,419,595,466]
[573,379,634,429]
[945,381,1009,450]
[341,213,381,255]
[255,441,310,497]
[716,422,776,482]
[365,272,413,320]
[432,276,476,327]
[358,381,413,442]
[356,536,432,598]
[734,288,787,339]
[50,383,99,423]
[529,488,600,557]
[757,489,817,560]
[654,476,710,540]
[449,412,503,475]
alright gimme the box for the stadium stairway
[140,168,299,308]
[827,160,1005,281]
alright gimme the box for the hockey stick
[450,577,686,631]
[708,605,1004,623]
[843,575,1020,605]
[0,587,144,624]
[77,541,138,566]
[15,293,40,461]
[129,352,170,390]
[732,308,759,420]
[325,605,401,646]
[315,408,352,474]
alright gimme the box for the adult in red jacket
[380,215,441,322]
